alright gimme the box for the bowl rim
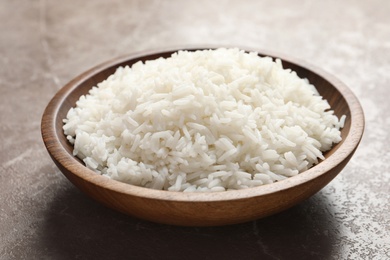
[41,46,365,202]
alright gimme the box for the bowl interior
[55,49,351,165]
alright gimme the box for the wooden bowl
[41,47,364,226]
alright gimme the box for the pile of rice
[63,48,345,192]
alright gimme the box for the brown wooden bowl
[41,47,364,226]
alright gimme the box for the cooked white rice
[63,48,345,192]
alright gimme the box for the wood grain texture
[41,47,364,226]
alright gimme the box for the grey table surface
[1,0,389,259]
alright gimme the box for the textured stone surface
[0,0,389,259]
